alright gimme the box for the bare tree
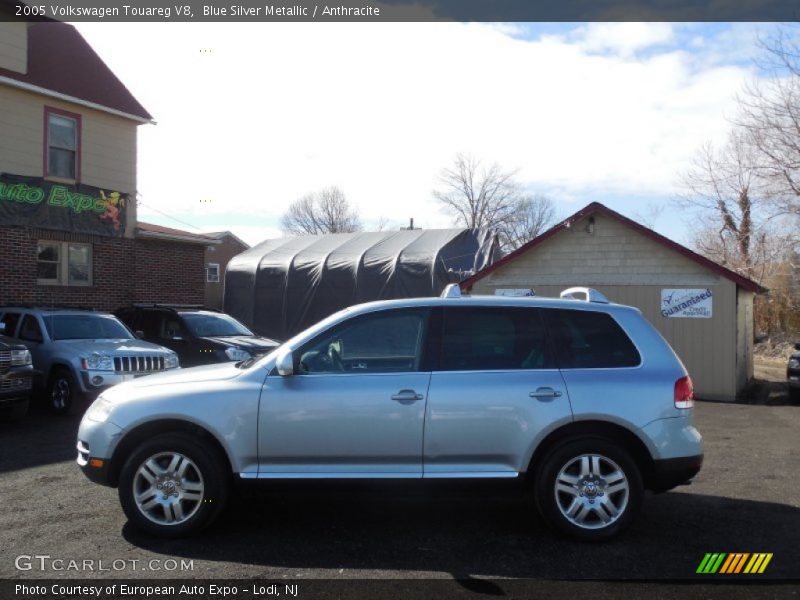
[497,194,557,250]
[737,26,800,220]
[281,186,362,235]
[679,132,768,278]
[434,154,556,251]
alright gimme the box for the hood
[55,339,172,354]
[201,335,279,352]
[102,362,242,398]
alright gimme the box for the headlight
[164,353,180,369]
[80,353,114,371]
[85,397,113,423]
[790,358,800,369]
[10,349,31,366]
[225,347,251,361]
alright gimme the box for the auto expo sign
[0,172,127,237]
[661,288,713,318]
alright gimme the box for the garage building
[461,202,765,401]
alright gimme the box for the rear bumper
[649,454,703,493]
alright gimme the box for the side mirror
[276,348,294,376]
[134,330,145,339]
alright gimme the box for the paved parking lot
[1,397,799,584]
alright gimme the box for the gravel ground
[0,397,798,591]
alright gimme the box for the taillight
[674,376,694,409]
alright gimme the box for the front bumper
[0,369,34,404]
[76,414,123,487]
[649,454,704,492]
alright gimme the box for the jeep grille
[114,355,166,373]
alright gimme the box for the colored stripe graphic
[698,553,773,574]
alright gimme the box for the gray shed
[225,228,499,341]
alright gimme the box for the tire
[48,368,79,415]
[534,438,643,542]
[0,398,29,422]
[118,432,229,537]
[790,387,800,404]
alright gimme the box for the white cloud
[73,22,756,242]
[568,22,676,57]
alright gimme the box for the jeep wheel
[535,438,643,541]
[48,368,78,415]
[118,433,229,537]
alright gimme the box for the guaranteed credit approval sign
[661,288,713,318]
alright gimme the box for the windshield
[45,315,133,341]
[181,312,254,337]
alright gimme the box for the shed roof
[0,21,152,122]
[460,202,766,294]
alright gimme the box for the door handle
[391,389,424,403]
[529,387,562,400]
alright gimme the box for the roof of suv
[0,307,114,317]
[345,294,639,315]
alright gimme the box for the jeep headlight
[10,349,31,366]
[164,352,180,370]
[80,353,114,371]
[790,358,800,369]
[224,347,251,362]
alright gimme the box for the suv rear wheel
[118,433,229,537]
[535,438,643,541]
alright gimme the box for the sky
[72,21,773,247]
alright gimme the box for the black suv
[0,322,34,421]
[115,304,279,368]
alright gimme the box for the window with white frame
[37,241,92,286]
[206,263,220,283]
[45,108,80,181]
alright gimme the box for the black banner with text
[0,173,128,237]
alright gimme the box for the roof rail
[559,287,610,304]
[440,284,462,299]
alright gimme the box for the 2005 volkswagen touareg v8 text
[77,287,703,541]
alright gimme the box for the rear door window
[544,309,640,369]
[440,306,553,371]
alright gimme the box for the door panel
[423,306,573,477]
[424,370,570,476]
[259,372,430,476]
[257,307,432,477]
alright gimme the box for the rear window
[545,309,640,369]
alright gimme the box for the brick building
[0,17,215,310]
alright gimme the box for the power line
[138,201,203,232]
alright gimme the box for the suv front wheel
[48,367,78,415]
[535,438,643,541]
[118,433,229,537]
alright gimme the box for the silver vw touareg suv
[78,287,703,541]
